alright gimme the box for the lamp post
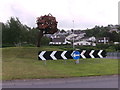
[72,20,75,50]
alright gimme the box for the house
[49,38,71,45]
[73,41,96,46]
[108,25,120,33]
[66,34,78,41]
[114,42,120,45]
[80,36,96,42]
[66,30,82,34]
[50,31,68,39]
[88,36,96,42]
[49,35,71,45]
[109,29,119,33]
[96,37,109,44]
[66,33,86,41]
[73,30,82,34]
[49,30,97,46]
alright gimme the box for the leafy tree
[109,31,119,42]
[2,17,30,46]
[27,28,38,45]
[2,23,10,44]
[41,36,50,46]
[7,17,23,44]
[36,14,58,47]
[2,17,52,47]
[85,25,120,42]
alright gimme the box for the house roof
[52,38,65,42]
[73,30,82,34]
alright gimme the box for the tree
[2,17,32,46]
[36,13,58,47]
[2,17,21,45]
[27,28,38,45]
[2,23,10,44]
[7,17,22,44]
[41,36,50,46]
[109,31,119,42]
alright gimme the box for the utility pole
[72,20,75,50]
[104,37,106,44]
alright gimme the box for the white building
[97,37,109,44]
[88,36,96,42]
[74,41,96,46]
[66,33,86,41]
[49,37,71,45]
[114,42,120,45]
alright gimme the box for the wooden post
[44,60,46,65]
[64,59,67,64]
[75,59,79,64]
[37,30,43,47]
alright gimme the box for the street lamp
[72,20,75,50]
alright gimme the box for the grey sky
[0,0,119,30]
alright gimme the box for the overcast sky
[0,0,119,30]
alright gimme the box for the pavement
[2,75,118,88]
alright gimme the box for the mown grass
[2,46,118,80]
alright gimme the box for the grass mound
[2,46,118,80]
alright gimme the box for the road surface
[2,75,118,88]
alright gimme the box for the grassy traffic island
[2,46,118,80]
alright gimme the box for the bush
[96,44,110,49]
[21,44,35,47]
[2,44,15,48]
[41,36,51,46]
[114,44,120,51]
[76,46,97,50]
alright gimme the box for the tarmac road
[2,75,118,88]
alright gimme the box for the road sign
[38,50,106,60]
[72,51,80,60]
[38,51,73,60]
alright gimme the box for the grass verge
[2,47,118,80]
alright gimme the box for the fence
[106,52,120,59]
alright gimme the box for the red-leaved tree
[36,13,58,47]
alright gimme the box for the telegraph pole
[72,20,75,50]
